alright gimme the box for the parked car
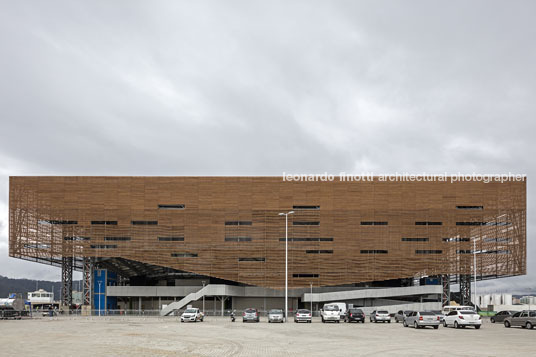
[180,308,204,322]
[330,302,347,319]
[370,310,391,323]
[443,310,481,329]
[321,304,341,323]
[490,310,516,323]
[504,310,536,329]
[442,305,474,315]
[345,308,365,323]
[294,309,312,323]
[403,311,440,329]
[394,310,413,323]
[267,309,284,323]
[430,310,445,322]
[243,308,260,323]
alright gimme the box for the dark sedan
[490,310,516,323]
[345,308,365,323]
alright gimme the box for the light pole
[473,238,477,310]
[310,282,313,315]
[279,210,294,322]
[97,281,102,316]
[202,281,206,314]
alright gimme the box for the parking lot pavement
[1,316,535,356]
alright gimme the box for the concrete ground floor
[1,316,535,356]
[117,296,302,315]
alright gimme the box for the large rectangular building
[8,176,526,313]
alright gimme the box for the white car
[443,310,481,329]
[370,310,391,323]
[442,305,474,315]
[321,304,341,323]
[181,308,204,322]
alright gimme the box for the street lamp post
[473,239,477,310]
[97,281,102,316]
[202,281,206,314]
[279,210,294,322]
[310,282,313,315]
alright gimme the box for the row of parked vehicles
[490,310,536,329]
[180,304,536,330]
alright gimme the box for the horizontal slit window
[401,238,429,242]
[90,245,117,249]
[24,244,50,249]
[293,205,320,210]
[306,250,333,254]
[64,236,90,241]
[483,237,512,243]
[443,238,470,242]
[225,221,252,226]
[171,252,198,258]
[360,221,388,226]
[456,206,483,210]
[158,237,184,242]
[91,221,117,225]
[293,221,320,226]
[131,221,158,225]
[415,221,442,226]
[104,237,131,241]
[455,222,510,226]
[293,274,319,278]
[360,250,388,254]
[158,204,185,209]
[39,220,77,225]
[457,249,473,254]
[415,250,442,254]
[225,237,252,242]
[238,257,265,262]
[481,249,510,254]
[456,222,485,226]
[279,237,333,242]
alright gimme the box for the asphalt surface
[1,316,535,356]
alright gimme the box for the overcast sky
[0,1,534,292]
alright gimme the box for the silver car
[370,310,391,323]
[294,309,312,323]
[403,311,440,329]
[394,310,413,323]
[504,310,536,329]
[431,310,445,322]
[268,309,284,323]
[242,308,260,323]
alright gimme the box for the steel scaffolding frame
[459,274,471,306]
[441,274,450,306]
[83,257,93,306]
[61,256,73,306]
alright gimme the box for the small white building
[520,296,536,305]
[27,289,54,304]
[474,293,513,309]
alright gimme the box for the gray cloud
[0,0,534,289]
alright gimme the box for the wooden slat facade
[9,176,526,289]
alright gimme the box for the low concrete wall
[359,301,442,315]
[303,285,442,302]
[487,304,534,312]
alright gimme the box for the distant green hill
[0,275,81,299]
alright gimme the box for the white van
[442,305,474,315]
[330,302,348,318]
[321,303,341,323]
